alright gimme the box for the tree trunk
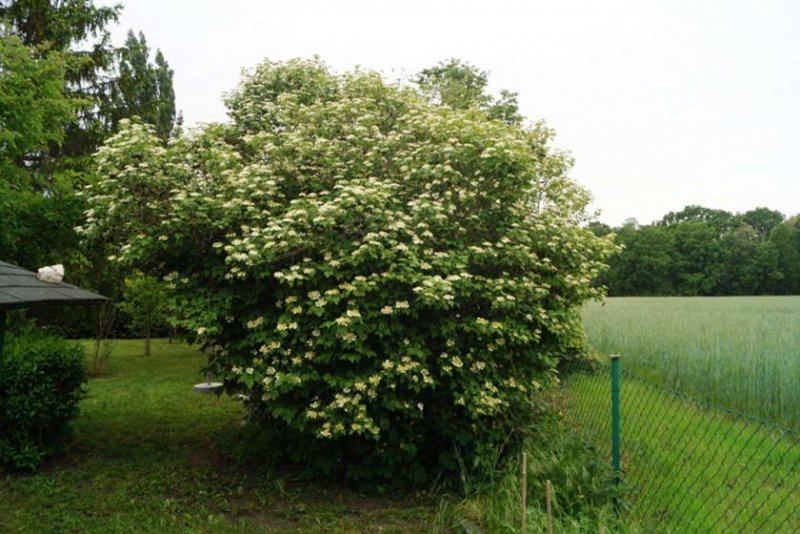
[145,327,151,356]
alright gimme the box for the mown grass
[582,296,800,431]
[0,339,436,533]
[560,370,800,532]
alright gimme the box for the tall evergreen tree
[154,50,178,137]
[0,0,121,176]
[109,31,177,140]
[1,2,179,172]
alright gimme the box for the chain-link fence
[557,357,800,532]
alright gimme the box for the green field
[582,296,800,430]
[0,340,435,533]
[568,296,800,531]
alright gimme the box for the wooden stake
[521,451,527,532]
[545,479,553,534]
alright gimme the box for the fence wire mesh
[557,358,800,533]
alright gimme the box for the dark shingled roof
[0,260,109,310]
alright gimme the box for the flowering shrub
[80,58,616,485]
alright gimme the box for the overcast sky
[106,0,800,226]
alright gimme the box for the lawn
[0,339,436,533]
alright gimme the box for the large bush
[0,333,87,470]
[80,58,615,485]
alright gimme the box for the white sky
[107,0,800,226]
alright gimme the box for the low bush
[0,332,87,470]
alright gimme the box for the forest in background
[591,205,800,296]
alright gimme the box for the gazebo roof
[0,260,109,311]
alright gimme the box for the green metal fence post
[0,310,6,361]
[611,354,621,488]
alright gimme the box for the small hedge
[0,332,87,470]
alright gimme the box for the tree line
[591,206,800,296]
